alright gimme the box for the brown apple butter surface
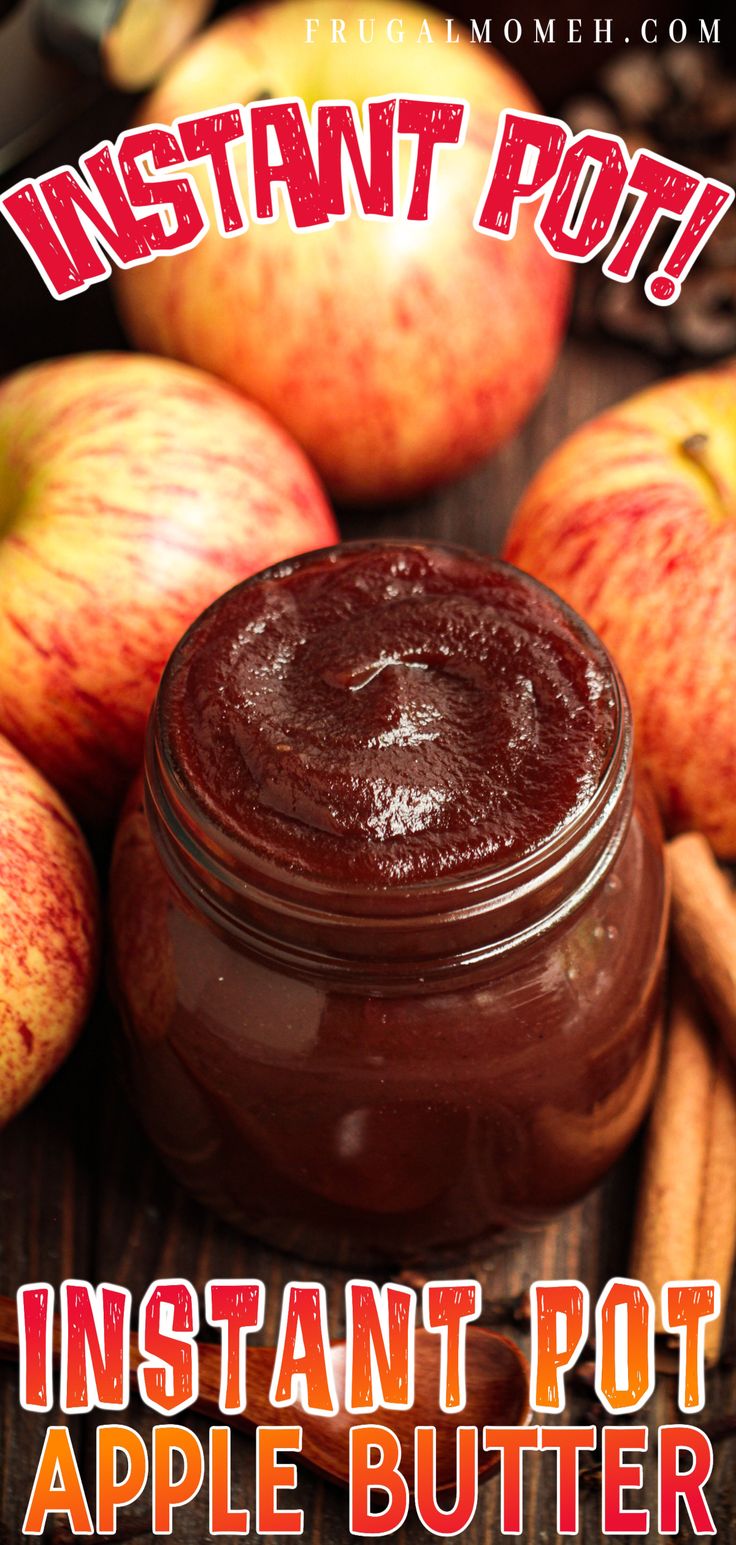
[165,543,617,887]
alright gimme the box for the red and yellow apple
[504,361,736,856]
[0,352,336,823]
[115,0,570,504]
[0,733,98,1125]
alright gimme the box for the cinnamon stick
[669,833,736,1064]
[630,978,713,1324]
[630,972,736,1363]
[695,1044,736,1364]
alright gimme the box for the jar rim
[146,539,633,940]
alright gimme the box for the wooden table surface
[1,242,733,1542]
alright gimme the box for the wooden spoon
[0,1294,529,1492]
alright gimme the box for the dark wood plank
[0,1039,96,1544]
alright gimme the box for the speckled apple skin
[504,361,736,857]
[0,734,99,1125]
[115,0,570,504]
[0,353,337,823]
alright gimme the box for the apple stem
[681,432,734,517]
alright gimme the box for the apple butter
[110,541,667,1262]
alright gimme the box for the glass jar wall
[110,543,668,1263]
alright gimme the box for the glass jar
[110,542,668,1264]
